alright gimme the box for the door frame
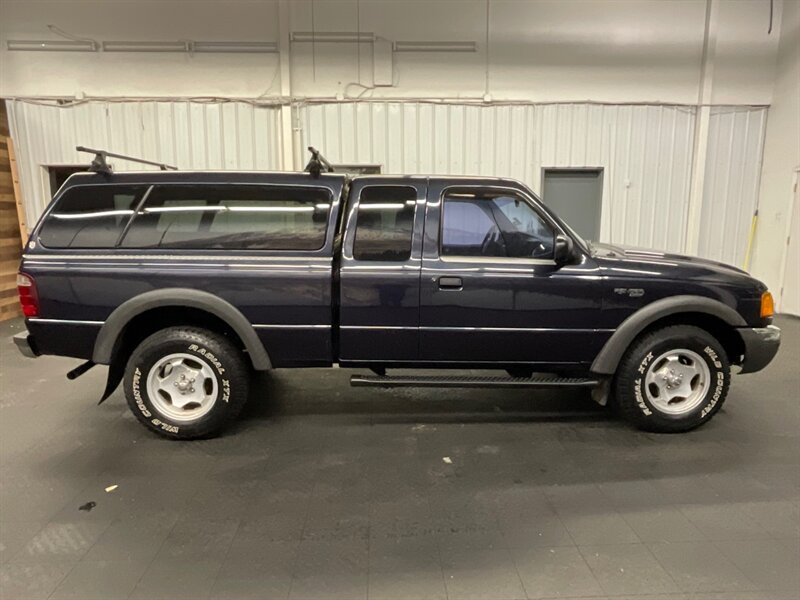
[540,167,605,241]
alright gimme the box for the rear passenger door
[338,178,427,363]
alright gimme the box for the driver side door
[419,180,608,367]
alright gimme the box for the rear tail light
[17,273,39,318]
[760,291,774,319]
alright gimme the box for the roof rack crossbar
[304,146,334,178]
[76,146,178,175]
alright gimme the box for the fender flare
[92,288,272,370]
[591,295,746,375]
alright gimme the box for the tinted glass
[38,185,148,248]
[441,191,554,258]
[121,185,331,250]
[353,186,416,261]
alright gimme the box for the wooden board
[6,138,27,247]
[0,100,22,321]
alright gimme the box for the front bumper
[13,331,39,359]
[738,325,781,374]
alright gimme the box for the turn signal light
[760,291,774,319]
[17,273,39,318]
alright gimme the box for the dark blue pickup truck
[14,154,780,438]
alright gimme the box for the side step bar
[350,374,599,389]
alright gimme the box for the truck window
[120,184,331,250]
[353,186,416,261]
[441,190,554,259]
[38,185,149,249]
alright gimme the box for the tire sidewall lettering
[703,345,723,369]
[186,343,231,403]
[150,417,179,434]
[701,370,726,418]
[632,342,726,420]
[132,369,181,433]
[187,343,226,375]
[221,379,231,403]
[634,351,655,416]
[132,367,152,418]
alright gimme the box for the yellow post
[742,210,758,271]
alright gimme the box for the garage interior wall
[299,101,768,259]
[5,101,282,220]
[7,99,768,264]
[698,107,769,268]
[750,0,800,310]
[0,0,795,308]
[0,0,782,104]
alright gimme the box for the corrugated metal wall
[299,102,698,252]
[300,101,767,258]
[698,106,769,267]
[7,99,767,263]
[535,104,697,252]
[6,100,282,223]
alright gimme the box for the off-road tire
[612,325,730,433]
[124,327,249,440]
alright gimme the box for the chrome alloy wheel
[146,353,218,422]
[644,348,711,415]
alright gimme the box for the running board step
[350,374,599,389]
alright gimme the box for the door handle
[438,276,463,290]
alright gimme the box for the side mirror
[554,234,574,265]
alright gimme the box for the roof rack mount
[304,146,334,178]
[75,146,178,175]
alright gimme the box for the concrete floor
[0,316,798,600]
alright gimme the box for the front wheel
[124,327,249,439]
[612,325,730,432]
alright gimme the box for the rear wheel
[612,325,730,432]
[124,327,249,439]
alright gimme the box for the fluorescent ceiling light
[191,41,277,53]
[359,203,407,210]
[51,210,133,219]
[393,41,477,53]
[7,39,97,52]
[291,31,375,43]
[103,41,188,52]
[143,206,224,213]
[227,206,314,213]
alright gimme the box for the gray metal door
[542,169,603,241]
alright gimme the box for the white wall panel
[6,100,282,225]
[534,104,697,251]
[697,107,768,267]
[8,99,768,265]
[299,101,697,252]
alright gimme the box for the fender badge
[614,288,645,298]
